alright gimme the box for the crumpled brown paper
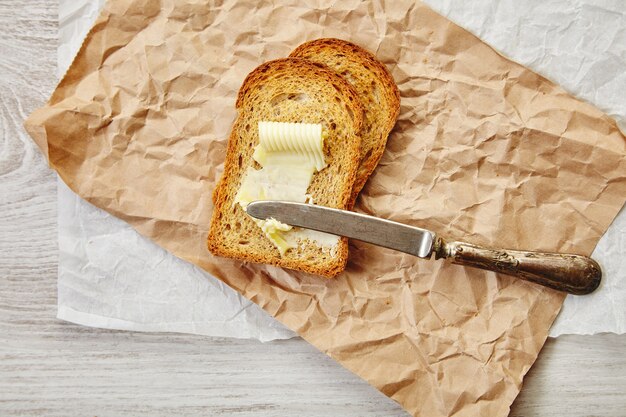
[25,0,626,416]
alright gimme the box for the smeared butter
[259,218,293,255]
[234,121,339,255]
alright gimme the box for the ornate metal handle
[432,238,601,295]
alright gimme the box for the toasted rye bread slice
[208,58,364,278]
[290,39,401,205]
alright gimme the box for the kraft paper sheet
[26,1,626,416]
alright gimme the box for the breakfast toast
[207,58,363,277]
[290,39,400,205]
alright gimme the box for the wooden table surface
[1,1,625,416]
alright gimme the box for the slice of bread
[208,58,364,277]
[290,39,401,205]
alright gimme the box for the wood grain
[0,1,624,416]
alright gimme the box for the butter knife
[246,201,601,295]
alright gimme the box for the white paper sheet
[57,0,625,339]
[425,0,626,336]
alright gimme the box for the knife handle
[432,238,601,295]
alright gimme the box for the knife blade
[246,200,435,258]
[245,200,602,295]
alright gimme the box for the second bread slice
[290,39,401,205]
